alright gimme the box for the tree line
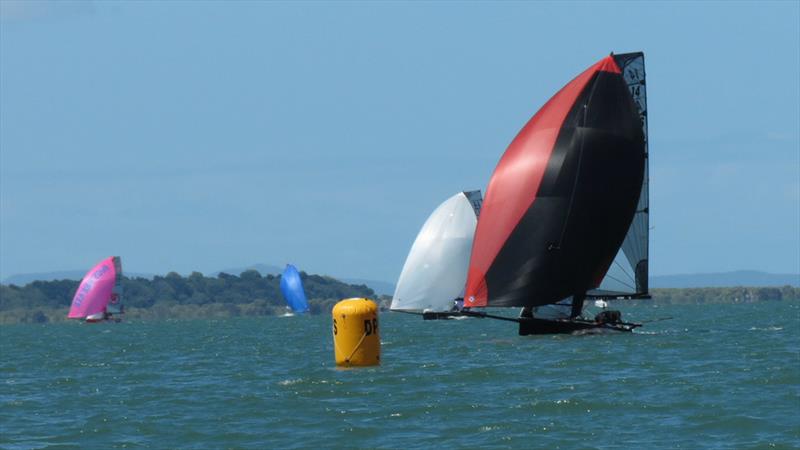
[0,271,797,324]
[649,286,798,304]
[0,270,378,323]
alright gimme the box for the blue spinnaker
[280,264,309,313]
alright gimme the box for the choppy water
[1,301,798,449]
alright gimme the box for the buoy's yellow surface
[332,298,380,367]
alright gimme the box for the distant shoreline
[1,277,797,324]
[0,270,378,324]
[4,269,799,294]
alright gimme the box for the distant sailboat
[463,52,651,334]
[390,191,482,319]
[67,256,124,323]
[280,264,310,314]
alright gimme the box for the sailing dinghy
[463,52,651,335]
[390,191,482,319]
[280,264,310,315]
[67,256,124,323]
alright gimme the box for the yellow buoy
[332,298,380,367]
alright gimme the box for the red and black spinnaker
[465,53,648,309]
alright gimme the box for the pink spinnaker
[67,257,118,319]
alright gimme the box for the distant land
[338,278,396,296]
[2,270,156,286]
[1,263,397,295]
[355,271,800,294]
[1,269,798,324]
[213,263,282,277]
[650,271,800,288]
[0,270,379,324]
[3,268,797,294]
[209,264,396,295]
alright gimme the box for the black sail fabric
[468,55,646,308]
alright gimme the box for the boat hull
[421,311,466,320]
[517,317,636,335]
[83,316,122,323]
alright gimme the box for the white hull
[85,312,106,322]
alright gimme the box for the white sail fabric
[391,191,481,312]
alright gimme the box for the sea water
[1,301,798,449]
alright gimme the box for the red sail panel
[465,56,621,307]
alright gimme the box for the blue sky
[1,1,798,282]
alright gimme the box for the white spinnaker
[391,191,481,312]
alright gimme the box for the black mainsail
[590,52,650,299]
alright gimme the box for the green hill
[1,271,797,324]
[0,270,378,324]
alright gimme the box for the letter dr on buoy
[332,298,380,367]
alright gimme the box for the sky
[1,1,798,283]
